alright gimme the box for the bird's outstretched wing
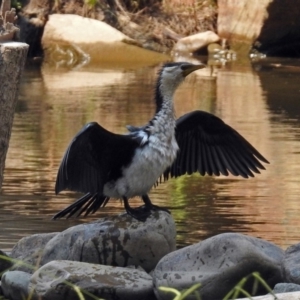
[164,110,269,179]
[55,122,139,194]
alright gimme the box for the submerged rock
[29,260,154,300]
[153,233,284,300]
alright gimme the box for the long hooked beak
[182,63,206,77]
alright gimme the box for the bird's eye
[180,64,191,71]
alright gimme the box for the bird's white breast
[103,118,178,198]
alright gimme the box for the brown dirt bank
[16,0,217,57]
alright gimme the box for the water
[1,57,300,252]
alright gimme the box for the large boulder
[236,291,300,300]
[217,0,271,50]
[153,233,284,300]
[10,232,58,273]
[273,283,300,294]
[42,13,136,47]
[173,31,220,54]
[217,0,300,57]
[29,260,154,300]
[282,243,300,284]
[1,270,31,300]
[42,14,169,67]
[11,211,176,273]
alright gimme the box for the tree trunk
[0,42,28,191]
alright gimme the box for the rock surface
[173,31,220,54]
[10,213,300,300]
[153,233,284,300]
[282,243,300,284]
[218,0,300,57]
[236,291,300,300]
[10,232,58,273]
[1,270,31,300]
[273,283,300,293]
[8,211,175,274]
[42,14,169,67]
[217,0,270,46]
[43,13,136,46]
[40,211,176,272]
[29,260,154,300]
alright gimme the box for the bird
[53,62,269,221]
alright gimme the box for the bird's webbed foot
[142,194,171,214]
[123,195,170,222]
[123,197,152,222]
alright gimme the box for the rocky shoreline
[1,211,300,300]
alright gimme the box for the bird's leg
[142,194,170,214]
[123,197,151,222]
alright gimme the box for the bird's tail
[52,193,110,219]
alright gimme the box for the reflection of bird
[53,62,269,221]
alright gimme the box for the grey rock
[29,260,154,300]
[0,249,13,275]
[174,31,220,53]
[10,232,58,273]
[273,283,300,293]
[282,243,300,284]
[1,270,31,300]
[153,233,284,300]
[41,211,176,272]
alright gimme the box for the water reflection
[1,58,300,252]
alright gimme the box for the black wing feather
[164,110,269,180]
[55,122,139,195]
[53,122,139,219]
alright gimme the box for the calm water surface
[2,58,300,252]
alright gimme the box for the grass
[159,283,201,300]
[158,272,279,300]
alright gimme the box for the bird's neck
[155,78,177,114]
[152,80,176,125]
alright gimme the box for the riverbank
[18,0,217,57]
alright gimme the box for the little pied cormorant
[53,62,269,221]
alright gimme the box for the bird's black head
[155,62,206,112]
[161,62,205,77]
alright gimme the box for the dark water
[2,58,300,252]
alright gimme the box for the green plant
[159,283,201,300]
[84,0,98,9]
[223,272,278,300]
[159,272,279,300]
[11,0,22,10]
